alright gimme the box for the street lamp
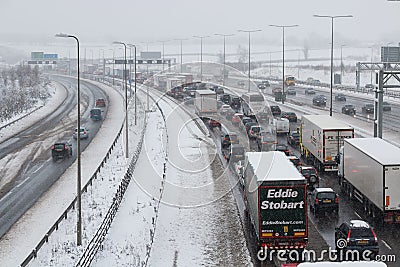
[340,44,346,79]
[193,35,210,81]
[128,44,137,126]
[157,40,169,72]
[99,49,105,82]
[214,33,234,86]
[113,41,129,159]
[269,24,298,104]
[238,29,262,92]
[107,48,115,86]
[174,38,188,73]
[314,14,353,116]
[55,33,83,246]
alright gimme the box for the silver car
[73,127,89,140]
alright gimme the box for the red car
[231,113,244,126]
[95,98,106,107]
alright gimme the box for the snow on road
[0,79,139,266]
[93,89,252,266]
[0,81,66,143]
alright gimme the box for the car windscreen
[54,144,65,150]
[291,133,300,138]
[229,135,238,142]
[350,228,374,238]
[251,126,260,133]
[317,192,335,199]
[303,169,316,176]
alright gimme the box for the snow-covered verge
[0,81,66,142]
[0,79,141,266]
[91,88,252,266]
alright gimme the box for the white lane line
[354,212,362,219]
[16,177,30,188]
[382,240,392,250]
[32,164,43,174]
[1,190,13,200]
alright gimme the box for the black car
[298,166,319,189]
[342,104,356,115]
[362,103,374,114]
[239,117,253,131]
[220,94,231,104]
[275,143,290,156]
[312,95,327,107]
[335,220,379,259]
[383,101,392,111]
[281,112,297,122]
[215,87,224,94]
[335,93,347,101]
[230,96,241,109]
[51,142,72,162]
[258,83,266,90]
[261,80,270,87]
[257,132,276,151]
[221,131,239,149]
[309,187,339,215]
[287,131,300,146]
[223,144,245,163]
[270,105,281,116]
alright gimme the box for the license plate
[323,199,332,203]
[397,216,400,221]
[56,149,62,151]
[357,240,368,245]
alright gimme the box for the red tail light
[335,197,339,204]
[315,198,319,204]
[51,145,54,150]
[84,131,87,135]
[372,229,378,245]
[347,230,351,243]
[64,145,69,150]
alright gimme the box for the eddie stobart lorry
[243,151,308,255]
[299,115,354,172]
[338,138,400,223]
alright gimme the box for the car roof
[314,187,334,193]
[347,220,371,228]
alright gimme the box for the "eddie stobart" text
[261,189,304,210]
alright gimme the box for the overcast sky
[0,0,399,48]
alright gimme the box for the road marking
[382,240,392,250]
[32,164,43,174]
[16,177,30,188]
[2,190,13,200]
[354,212,362,219]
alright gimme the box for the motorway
[0,76,108,238]
[208,77,400,265]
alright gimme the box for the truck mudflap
[259,239,307,250]
[384,211,400,224]
[323,164,338,172]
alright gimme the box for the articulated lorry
[194,90,217,118]
[300,115,354,172]
[338,138,400,223]
[243,151,308,252]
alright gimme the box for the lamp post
[238,29,262,92]
[99,49,105,82]
[340,44,346,79]
[55,33,82,246]
[108,48,115,86]
[193,35,210,81]
[113,41,129,159]
[157,40,169,72]
[314,14,353,116]
[214,33,234,86]
[128,44,137,126]
[269,24,298,104]
[174,38,188,73]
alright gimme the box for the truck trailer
[194,90,217,118]
[338,138,400,223]
[300,115,354,172]
[243,151,308,252]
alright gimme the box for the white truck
[338,138,400,224]
[194,90,217,117]
[300,115,354,172]
[272,117,289,135]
